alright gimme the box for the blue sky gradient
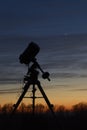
[1,0,87,36]
[1,0,87,107]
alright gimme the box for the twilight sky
[0,0,87,36]
[1,0,87,108]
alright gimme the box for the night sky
[1,0,87,36]
[1,0,87,108]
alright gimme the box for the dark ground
[0,111,87,130]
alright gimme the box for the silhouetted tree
[72,102,87,113]
[2,103,13,113]
[18,102,27,112]
[35,103,45,113]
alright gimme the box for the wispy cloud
[69,88,87,92]
[0,34,87,85]
[51,72,87,79]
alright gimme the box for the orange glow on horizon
[1,82,87,110]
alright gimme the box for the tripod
[12,60,54,115]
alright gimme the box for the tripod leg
[32,84,36,115]
[12,81,31,114]
[37,81,54,115]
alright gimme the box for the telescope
[19,42,40,65]
[12,41,54,115]
[19,41,50,81]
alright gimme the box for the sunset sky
[0,0,87,109]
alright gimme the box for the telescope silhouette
[12,42,54,115]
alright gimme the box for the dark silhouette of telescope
[12,42,54,115]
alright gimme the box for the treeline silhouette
[1,102,87,113]
[0,102,87,130]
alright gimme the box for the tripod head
[19,42,50,82]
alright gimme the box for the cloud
[0,34,87,85]
[52,72,87,79]
[69,88,87,92]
